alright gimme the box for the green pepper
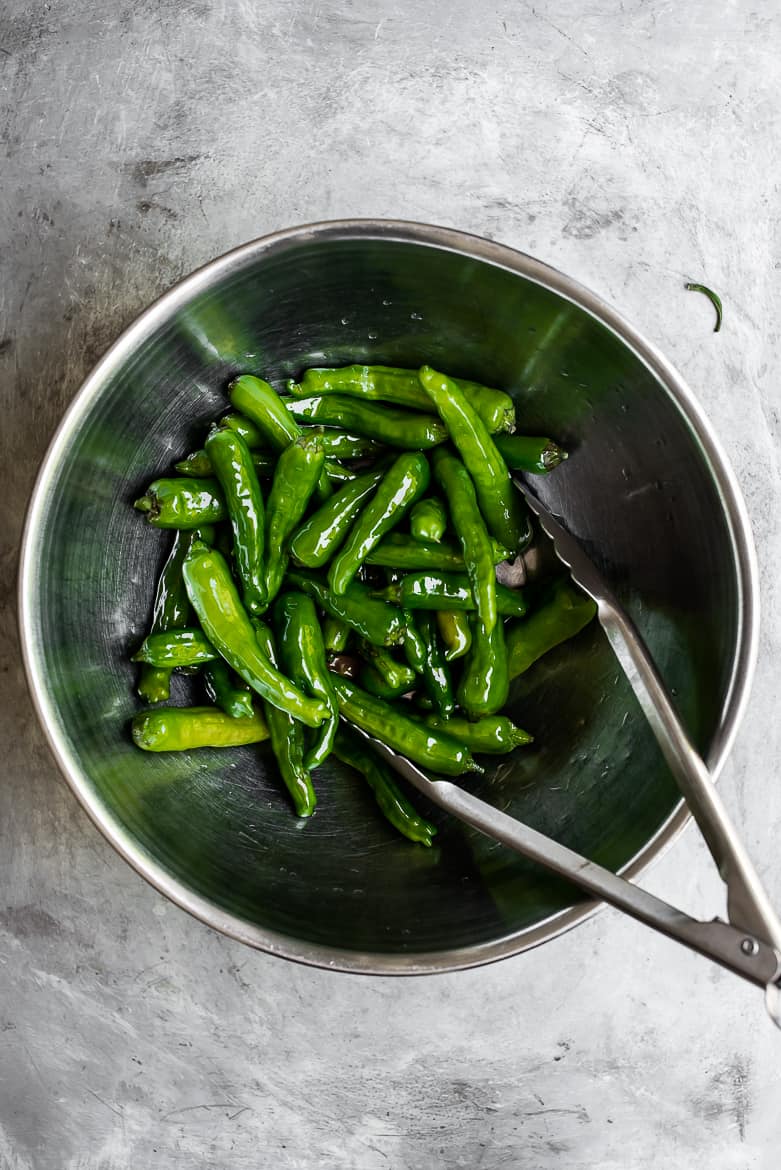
[285,395,447,450]
[203,659,255,720]
[333,729,437,846]
[366,532,511,573]
[402,610,427,674]
[328,453,430,595]
[300,427,382,459]
[204,427,266,614]
[410,497,447,544]
[175,448,275,478]
[273,592,339,770]
[254,619,316,817]
[228,375,331,500]
[134,478,225,528]
[219,411,264,447]
[323,615,350,653]
[379,571,526,618]
[182,543,328,727]
[132,706,269,751]
[331,677,481,776]
[416,612,455,718]
[360,665,409,699]
[357,640,416,694]
[493,434,568,474]
[264,435,326,603]
[457,616,509,719]
[289,469,384,569]
[288,570,406,647]
[289,365,516,434]
[132,627,217,668]
[431,448,497,634]
[436,610,472,662]
[137,528,210,703]
[506,578,597,678]
[420,366,527,551]
[423,713,533,754]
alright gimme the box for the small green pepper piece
[402,610,427,674]
[273,592,339,771]
[360,664,409,700]
[204,427,266,613]
[289,469,384,569]
[175,448,275,478]
[379,571,526,618]
[357,640,416,693]
[436,610,472,661]
[182,544,328,727]
[132,706,269,751]
[132,627,217,668]
[328,452,430,595]
[323,615,350,653]
[506,578,597,678]
[493,434,569,474]
[410,496,447,544]
[331,677,481,776]
[300,427,382,459]
[457,616,510,719]
[228,375,331,500]
[289,366,516,434]
[286,395,447,450]
[416,612,455,718]
[203,659,255,720]
[134,478,225,528]
[431,448,497,634]
[420,366,527,551]
[288,570,406,647]
[423,713,533,754]
[254,620,316,817]
[220,411,264,447]
[366,532,511,573]
[264,435,326,603]
[333,729,437,846]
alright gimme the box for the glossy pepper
[204,426,266,613]
[228,375,331,500]
[328,453,430,595]
[379,571,526,618]
[323,615,350,653]
[288,365,516,434]
[402,610,427,675]
[457,616,510,719]
[182,543,328,727]
[299,427,382,459]
[436,610,472,662]
[285,395,447,450]
[203,659,255,720]
[331,677,481,776]
[132,706,269,751]
[423,713,532,754]
[134,477,225,528]
[175,448,275,478]
[132,627,217,668]
[419,366,527,551]
[431,448,497,634]
[273,592,339,770]
[264,434,326,603]
[289,469,384,569]
[493,434,568,474]
[410,496,447,544]
[288,570,406,647]
[333,730,437,846]
[137,527,210,703]
[366,532,511,573]
[357,640,416,694]
[506,578,597,678]
[254,619,317,816]
[416,612,455,718]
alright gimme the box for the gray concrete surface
[2,1,780,1166]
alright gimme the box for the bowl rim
[18,218,760,974]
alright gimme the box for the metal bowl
[19,220,758,973]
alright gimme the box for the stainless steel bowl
[19,220,758,973]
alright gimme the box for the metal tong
[358,481,781,1024]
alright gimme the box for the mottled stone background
[1,2,780,1166]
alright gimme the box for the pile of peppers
[131,364,595,845]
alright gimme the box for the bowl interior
[23,228,745,968]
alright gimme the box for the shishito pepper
[328,452,430,595]
[331,676,482,776]
[202,659,255,720]
[273,592,339,770]
[366,532,511,573]
[436,610,472,662]
[416,612,455,719]
[379,571,526,618]
[333,729,437,846]
[431,448,497,634]
[410,497,447,543]
[357,640,416,695]
[264,434,326,603]
[134,478,225,528]
[182,543,327,727]
[457,616,510,719]
[132,627,217,668]
[493,434,568,474]
[254,619,317,817]
[423,713,533,754]
[289,469,384,569]
[506,578,597,677]
[132,706,269,751]
[286,395,447,449]
[287,570,406,647]
[204,426,266,613]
